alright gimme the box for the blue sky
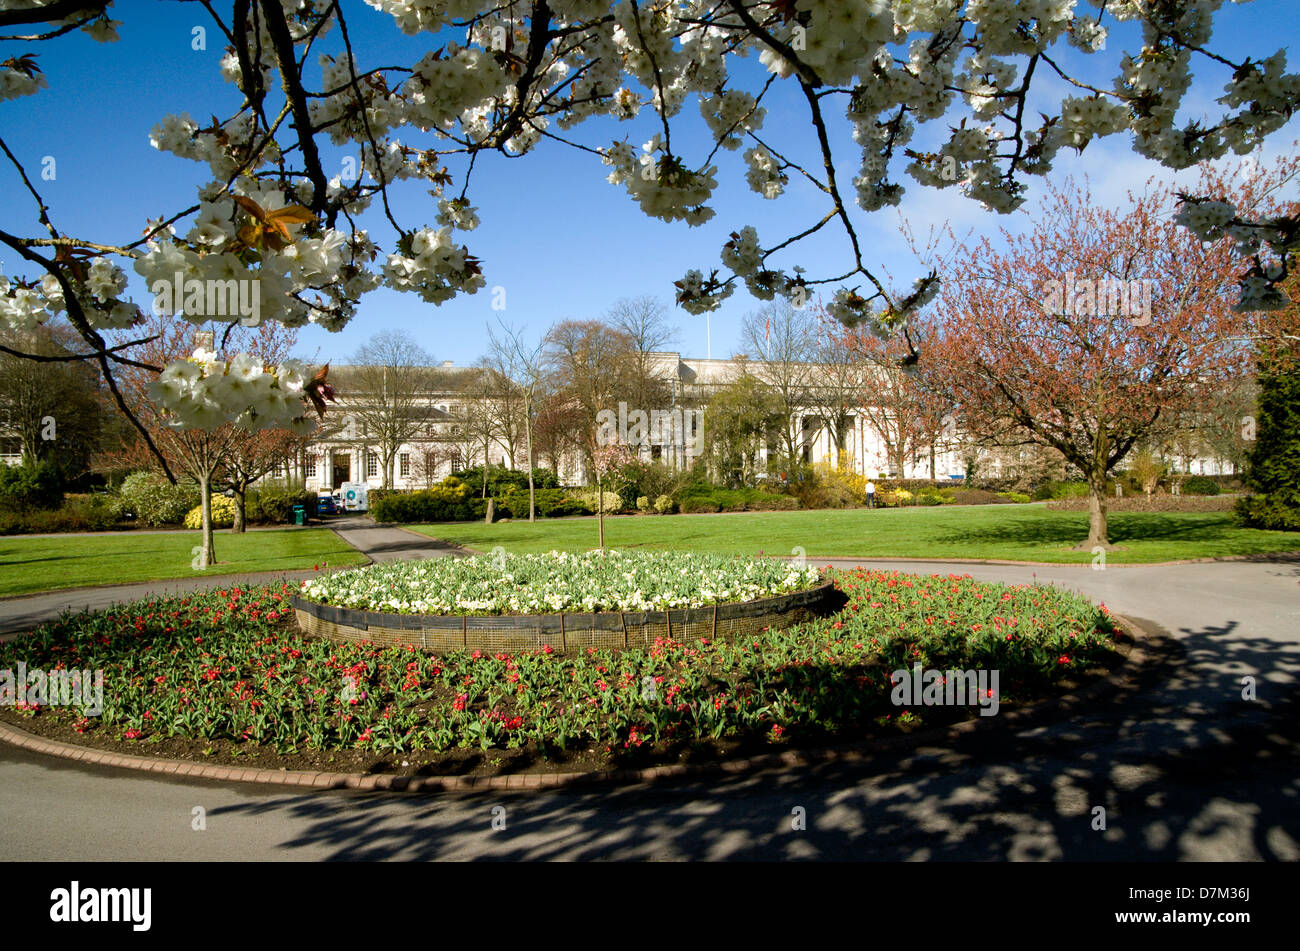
[1,1,1297,367]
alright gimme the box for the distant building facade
[260,351,1239,492]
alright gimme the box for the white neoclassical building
[283,351,969,495]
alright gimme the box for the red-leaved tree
[925,159,1294,549]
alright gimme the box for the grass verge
[0,528,366,597]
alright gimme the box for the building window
[366,452,378,478]
[305,455,317,478]
[399,453,410,478]
[450,450,462,471]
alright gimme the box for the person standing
[865,479,876,508]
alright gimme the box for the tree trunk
[232,484,247,533]
[597,475,605,548]
[198,473,216,568]
[525,403,536,523]
[1083,476,1111,549]
[929,442,936,479]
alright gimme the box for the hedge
[1180,475,1222,496]
[371,490,490,523]
[0,459,64,512]
[674,485,800,513]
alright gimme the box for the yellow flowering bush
[183,495,238,529]
[880,488,914,507]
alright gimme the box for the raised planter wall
[292,581,839,654]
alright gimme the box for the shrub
[535,495,591,518]
[117,471,198,526]
[745,493,799,511]
[452,465,560,496]
[622,460,689,505]
[373,475,545,523]
[184,495,238,529]
[802,462,865,508]
[653,494,675,514]
[1181,475,1222,496]
[1032,480,1091,501]
[247,482,314,524]
[997,491,1032,504]
[947,488,1012,505]
[366,487,399,506]
[1236,349,1300,530]
[1235,495,1300,531]
[496,489,593,520]
[575,489,623,514]
[0,493,121,535]
[1049,495,1236,513]
[636,495,651,513]
[0,459,64,511]
[670,484,797,513]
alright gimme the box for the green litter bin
[291,504,306,526]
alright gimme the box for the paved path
[1,540,1297,860]
[325,517,467,564]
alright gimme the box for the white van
[339,482,369,512]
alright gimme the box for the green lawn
[404,503,1300,564]
[0,528,367,597]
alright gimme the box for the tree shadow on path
[209,620,1300,860]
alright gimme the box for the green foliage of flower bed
[0,569,1122,756]
[300,550,822,615]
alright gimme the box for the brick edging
[0,613,1161,794]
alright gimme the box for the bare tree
[487,319,547,521]
[802,319,868,469]
[606,295,678,410]
[739,299,819,466]
[452,364,507,498]
[343,331,439,490]
[543,320,639,481]
[0,321,107,476]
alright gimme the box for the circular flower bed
[299,550,823,615]
[0,569,1131,777]
[293,550,833,653]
